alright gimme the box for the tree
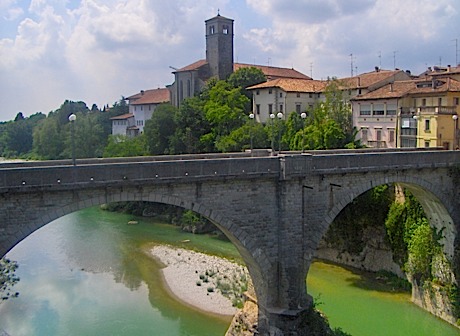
[144,104,177,155]
[228,67,266,101]
[33,117,65,159]
[0,258,19,301]
[103,134,148,157]
[203,80,250,149]
[170,96,211,154]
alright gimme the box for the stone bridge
[1,149,459,335]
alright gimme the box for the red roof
[339,69,409,89]
[110,113,134,120]
[234,63,311,80]
[127,88,170,105]
[247,78,327,92]
[173,59,310,80]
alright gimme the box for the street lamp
[300,112,307,152]
[249,113,255,155]
[269,113,275,154]
[277,112,283,153]
[68,114,76,166]
[453,115,459,149]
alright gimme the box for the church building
[168,13,310,107]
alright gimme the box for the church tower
[205,13,234,80]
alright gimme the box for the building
[247,78,327,123]
[111,88,170,137]
[351,76,460,149]
[167,13,310,107]
[110,113,136,137]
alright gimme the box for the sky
[0,0,459,122]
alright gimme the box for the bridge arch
[19,188,272,314]
[309,171,458,282]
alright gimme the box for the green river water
[0,207,459,335]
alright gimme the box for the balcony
[417,106,457,114]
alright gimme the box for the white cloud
[0,0,459,120]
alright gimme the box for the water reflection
[0,208,230,336]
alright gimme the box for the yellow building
[411,78,460,149]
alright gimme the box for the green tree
[65,112,106,158]
[103,134,148,157]
[170,96,211,154]
[215,119,268,152]
[144,104,177,155]
[33,117,65,159]
[1,258,19,301]
[227,67,266,104]
[204,80,250,139]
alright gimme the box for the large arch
[5,187,275,319]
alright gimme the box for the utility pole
[350,53,354,77]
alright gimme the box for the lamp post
[300,112,307,152]
[249,113,255,155]
[413,114,419,148]
[453,114,459,149]
[68,113,76,166]
[269,113,275,154]
[277,112,283,153]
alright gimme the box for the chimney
[140,90,145,95]
[375,66,380,72]
[447,65,451,72]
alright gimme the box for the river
[0,207,459,335]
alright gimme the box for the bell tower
[205,13,234,80]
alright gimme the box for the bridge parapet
[0,156,280,192]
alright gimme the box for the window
[256,90,260,95]
[389,129,395,143]
[361,128,368,141]
[268,89,272,94]
[438,97,442,106]
[309,93,312,98]
[386,104,397,115]
[376,129,382,141]
[425,119,430,132]
[424,141,430,148]
[373,104,384,115]
[455,97,459,105]
[422,98,426,106]
[296,104,301,114]
[222,25,229,34]
[279,92,283,98]
[297,93,301,98]
[268,104,273,114]
[279,104,283,113]
[360,105,371,116]
[256,104,260,115]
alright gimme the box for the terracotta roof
[352,81,416,100]
[420,65,460,77]
[247,78,327,92]
[175,59,208,72]
[110,113,134,120]
[352,78,460,101]
[339,69,408,89]
[234,63,311,80]
[128,88,170,105]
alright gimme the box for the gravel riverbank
[150,245,249,316]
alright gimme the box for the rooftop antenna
[267,57,271,66]
[378,51,382,68]
[310,62,313,78]
[453,38,458,65]
[349,53,354,76]
[393,51,398,69]
[439,56,442,66]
